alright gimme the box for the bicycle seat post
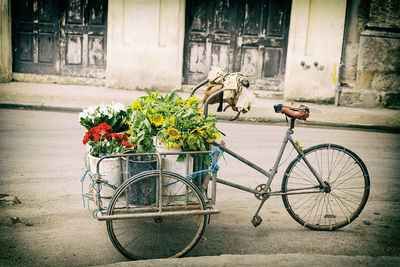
[290,117,296,130]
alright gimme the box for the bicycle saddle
[274,104,310,120]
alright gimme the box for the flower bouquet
[83,122,133,157]
[82,122,134,197]
[126,92,221,166]
[79,103,129,133]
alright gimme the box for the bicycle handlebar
[189,79,209,97]
[190,74,248,120]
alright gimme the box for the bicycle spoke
[334,187,364,198]
[292,162,319,185]
[326,194,338,226]
[282,144,369,230]
[312,193,324,224]
[107,171,206,259]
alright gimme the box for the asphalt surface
[1,81,400,266]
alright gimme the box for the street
[0,108,399,266]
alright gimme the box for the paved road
[0,108,399,266]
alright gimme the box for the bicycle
[83,77,370,260]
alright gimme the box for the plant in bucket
[83,122,133,198]
[79,102,129,155]
[126,92,221,199]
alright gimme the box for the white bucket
[88,155,122,198]
[154,138,193,195]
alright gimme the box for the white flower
[111,103,126,112]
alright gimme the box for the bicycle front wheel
[106,170,207,260]
[282,144,370,231]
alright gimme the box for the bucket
[121,155,158,205]
[154,142,194,196]
[88,155,122,198]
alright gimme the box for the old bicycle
[81,76,370,260]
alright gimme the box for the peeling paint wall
[284,0,346,102]
[0,0,12,82]
[106,0,185,91]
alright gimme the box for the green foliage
[90,137,129,158]
[126,92,221,165]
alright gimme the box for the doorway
[12,0,107,78]
[183,0,291,90]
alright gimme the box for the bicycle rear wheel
[281,144,370,231]
[106,170,207,260]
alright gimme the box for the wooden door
[183,0,291,91]
[12,0,107,78]
[12,0,60,75]
[60,0,107,78]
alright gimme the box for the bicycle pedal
[251,215,263,227]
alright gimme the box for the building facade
[0,0,399,108]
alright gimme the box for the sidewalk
[99,254,400,267]
[0,82,399,132]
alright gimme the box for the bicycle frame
[191,79,329,198]
[212,118,328,198]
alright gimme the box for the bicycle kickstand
[251,194,270,227]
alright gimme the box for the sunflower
[172,142,182,148]
[190,127,205,137]
[186,96,198,109]
[211,132,221,139]
[166,128,181,139]
[126,130,136,137]
[150,113,166,127]
[131,100,142,110]
[169,116,175,126]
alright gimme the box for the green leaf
[177,154,185,162]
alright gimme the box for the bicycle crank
[254,184,271,200]
[251,193,270,227]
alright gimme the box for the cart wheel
[106,170,207,260]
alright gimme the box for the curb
[0,103,81,113]
[1,102,399,133]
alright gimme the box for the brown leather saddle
[274,104,310,120]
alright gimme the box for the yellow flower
[166,128,181,139]
[126,130,136,137]
[206,138,214,143]
[186,95,199,109]
[176,98,183,106]
[169,116,175,126]
[131,100,141,110]
[151,113,165,127]
[190,127,205,136]
[211,132,221,139]
[165,142,173,150]
[165,141,181,150]
[172,142,182,148]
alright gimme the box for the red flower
[82,123,114,144]
[112,133,122,140]
[83,132,90,144]
[123,141,133,148]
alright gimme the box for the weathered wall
[340,0,400,108]
[284,0,347,102]
[0,0,12,83]
[340,0,367,89]
[106,0,185,91]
